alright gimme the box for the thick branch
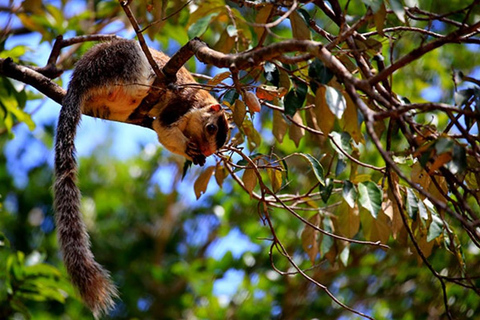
[0,58,65,104]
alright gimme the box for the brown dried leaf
[194,166,215,199]
[289,111,305,147]
[254,4,274,43]
[243,91,262,113]
[336,201,360,239]
[256,85,288,100]
[301,213,320,264]
[272,109,288,143]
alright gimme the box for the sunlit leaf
[325,86,346,119]
[187,12,219,39]
[405,188,419,219]
[361,0,384,13]
[343,180,357,208]
[264,62,279,86]
[298,153,325,186]
[427,212,444,242]
[320,216,334,256]
[388,0,406,22]
[358,181,382,218]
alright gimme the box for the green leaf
[329,131,352,160]
[298,153,325,186]
[308,58,334,92]
[361,0,384,12]
[320,216,334,256]
[264,62,279,86]
[325,86,346,119]
[446,144,466,175]
[0,232,10,248]
[405,188,419,219]
[435,138,454,154]
[418,198,428,225]
[343,180,357,208]
[223,89,239,106]
[284,79,307,116]
[187,13,218,39]
[358,181,382,218]
[387,0,405,22]
[319,178,333,203]
[427,212,444,242]
[340,245,350,266]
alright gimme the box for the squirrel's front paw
[186,141,206,166]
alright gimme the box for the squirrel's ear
[209,104,222,112]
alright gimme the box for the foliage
[1,0,480,319]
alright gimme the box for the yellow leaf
[341,94,362,143]
[207,71,231,86]
[290,10,311,40]
[301,213,320,264]
[242,168,257,197]
[268,168,283,193]
[194,166,215,199]
[215,164,228,188]
[411,162,431,190]
[242,119,262,151]
[314,86,335,135]
[233,99,247,127]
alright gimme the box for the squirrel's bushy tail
[54,89,117,318]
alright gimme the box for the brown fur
[54,39,228,317]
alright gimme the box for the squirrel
[54,38,229,317]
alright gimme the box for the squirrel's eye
[206,124,217,135]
